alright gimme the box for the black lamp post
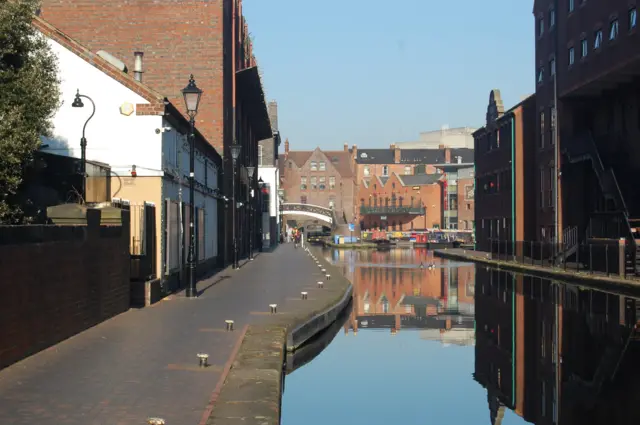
[181,74,203,299]
[71,90,96,203]
[230,144,242,269]
[246,166,256,260]
[258,177,264,251]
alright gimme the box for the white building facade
[37,18,222,285]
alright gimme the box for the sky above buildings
[243,0,534,151]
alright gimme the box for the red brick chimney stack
[390,143,400,163]
[444,147,451,163]
[284,138,289,158]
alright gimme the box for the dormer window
[537,67,544,84]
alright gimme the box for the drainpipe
[511,115,516,250]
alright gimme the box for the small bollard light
[197,353,209,367]
[321,268,326,273]
[326,274,331,280]
[269,304,277,314]
[301,291,308,300]
[317,281,324,288]
[225,320,234,331]
[148,418,165,425]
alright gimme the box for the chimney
[445,148,451,164]
[352,144,358,159]
[133,51,144,82]
[344,143,349,152]
[284,138,290,156]
[393,145,400,163]
[457,156,462,164]
[268,101,278,131]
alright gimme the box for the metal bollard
[326,274,331,280]
[321,268,326,273]
[269,304,277,314]
[301,291,308,300]
[317,281,324,288]
[225,320,234,331]
[197,353,209,368]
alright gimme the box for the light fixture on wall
[131,165,137,177]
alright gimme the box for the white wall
[41,38,162,177]
[162,120,219,260]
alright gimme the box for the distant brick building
[353,144,474,231]
[357,172,442,231]
[280,141,356,224]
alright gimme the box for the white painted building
[35,17,222,284]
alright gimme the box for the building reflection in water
[331,248,476,346]
[474,266,640,425]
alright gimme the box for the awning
[236,66,272,140]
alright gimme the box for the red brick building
[280,140,356,224]
[38,0,273,266]
[357,172,442,231]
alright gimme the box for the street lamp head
[181,74,203,117]
[247,166,255,179]
[230,144,242,160]
[258,177,264,183]
[72,90,84,108]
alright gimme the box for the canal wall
[434,248,640,296]
[207,246,353,425]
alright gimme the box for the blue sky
[242,0,534,151]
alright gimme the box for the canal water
[282,248,640,425]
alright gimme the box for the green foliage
[0,0,60,223]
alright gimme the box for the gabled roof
[32,16,165,111]
[400,149,446,164]
[356,149,394,164]
[286,148,353,178]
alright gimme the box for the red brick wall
[0,213,130,370]
[39,0,225,152]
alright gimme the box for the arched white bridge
[281,203,335,225]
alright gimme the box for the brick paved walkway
[0,244,323,425]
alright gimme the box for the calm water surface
[282,248,640,425]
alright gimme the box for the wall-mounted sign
[119,102,134,116]
[412,186,420,190]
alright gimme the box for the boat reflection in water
[474,265,640,425]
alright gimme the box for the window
[631,8,637,29]
[300,195,307,204]
[581,38,588,57]
[258,144,264,166]
[594,29,603,49]
[363,166,370,176]
[569,0,574,12]
[382,165,389,176]
[539,17,544,36]
[329,176,336,189]
[550,106,556,141]
[319,161,326,171]
[549,8,555,28]
[609,19,619,40]
[549,57,556,76]
[328,196,335,208]
[300,176,307,190]
[310,161,317,171]
[568,46,575,65]
[537,67,544,83]
[404,166,411,175]
[539,111,545,148]
[310,176,317,189]
[319,176,326,190]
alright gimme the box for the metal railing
[360,206,426,215]
[489,239,625,277]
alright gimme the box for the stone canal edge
[434,248,640,297]
[203,247,353,425]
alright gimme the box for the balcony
[360,206,425,215]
